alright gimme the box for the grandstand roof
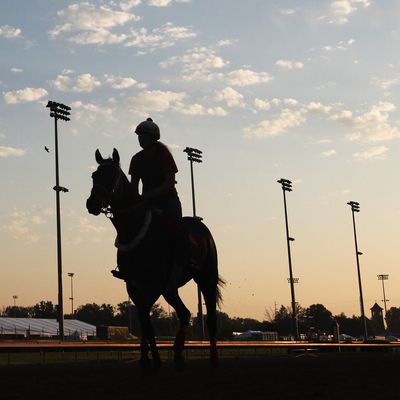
[0,318,96,336]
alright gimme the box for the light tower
[46,101,71,340]
[377,274,389,320]
[183,147,204,340]
[347,201,368,341]
[277,178,299,341]
[68,272,75,315]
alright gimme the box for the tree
[31,301,57,318]
[75,303,115,326]
[2,306,31,318]
[305,304,334,333]
[386,307,400,335]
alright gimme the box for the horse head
[86,148,123,215]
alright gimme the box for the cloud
[354,146,388,160]
[280,9,296,15]
[31,216,45,225]
[0,25,21,38]
[314,139,333,144]
[3,87,48,104]
[104,74,145,89]
[174,103,228,116]
[330,0,370,24]
[3,210,41,243]
[227,69,273,87]
[306,102,332,114]
[216,39,234,47]
[50,73,101,92]
[215,87,245,108]
[161,46,226,81]
[125,22,196,51]
[321,149,337,157]
[371,77,400,91]
[71,101,115,121]
[10,68,23,73]
[78,217,107,233]
[331,102,400,141]
[244,108,306,138]
[147,0,192,5]
[0,146,26,157]
[128,90,186,112]
[276,60,304,70]
[254,98,270,111]
[323,38,355,52]
[119,0,141,11]
[49,3,140,45]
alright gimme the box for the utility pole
[46,101,71,340]
[183,147,204,340]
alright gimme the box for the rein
[114,209,153,252]
[92,159,152,252]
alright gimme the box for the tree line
[2,301,400,339]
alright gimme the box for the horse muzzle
[86,195,102,216]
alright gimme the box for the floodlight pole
[377,274,389,320]
[277,178,299,341]
[46,101,71,340]
[347,201,368,341]
[183,147,204,340]
[68,272,75,315]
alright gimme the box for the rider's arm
[130,174,140,195]
[141,173,175,202]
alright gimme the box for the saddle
[111,215,200,281]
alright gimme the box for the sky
[1,0,400,321]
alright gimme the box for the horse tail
[216,275,226,308]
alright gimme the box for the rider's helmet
[134,118,160,141]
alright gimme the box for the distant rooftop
[0,318,96,336]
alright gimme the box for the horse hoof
[174,355,186,371]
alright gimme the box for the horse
[86,148,223,371]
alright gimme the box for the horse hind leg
[202,284,219,367]
[163,291,191,370]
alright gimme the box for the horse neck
[110,175,146,244]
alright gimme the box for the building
[370,303,385,334]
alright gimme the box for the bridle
[91,162,123,218]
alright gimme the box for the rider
[129,118,186,291]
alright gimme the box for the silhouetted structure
[370,303,385,335]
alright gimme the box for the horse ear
[95,149,104,164]
[112,148,120,164]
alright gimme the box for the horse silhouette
[86,148,223,371]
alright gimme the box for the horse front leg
[146,318,162,372]
[163,291,191,370]
[138,309,162,373]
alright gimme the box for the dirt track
[0,353,395,399]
